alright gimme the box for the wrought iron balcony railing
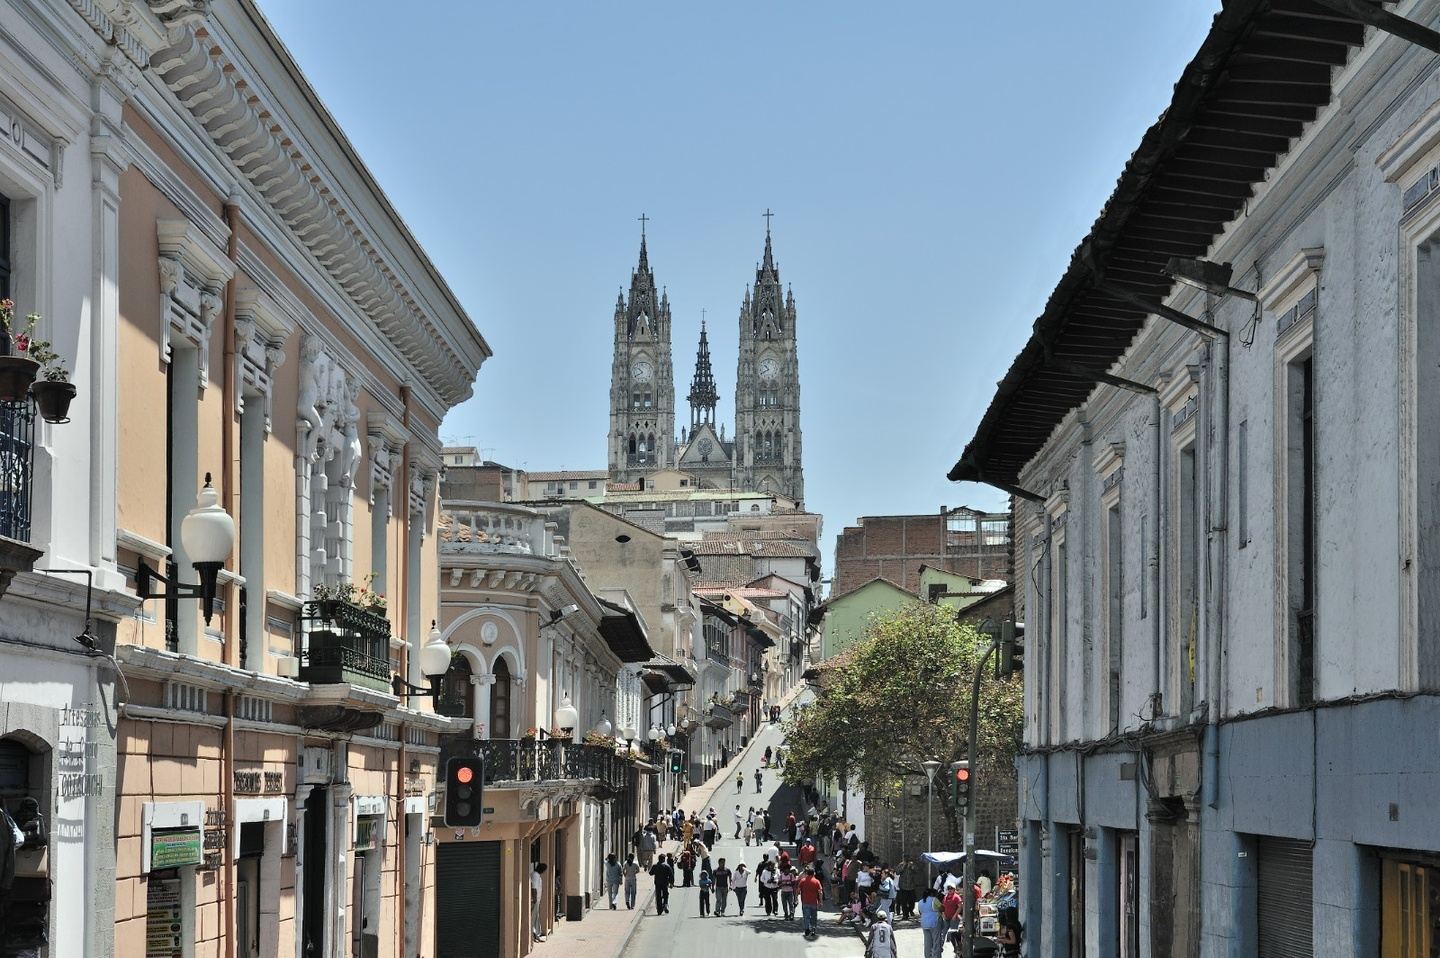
[299,599,392,692]
[475,739,631,791]
[0,399,35,542]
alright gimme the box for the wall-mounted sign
[146,877,182,957]
[149,828,202,870]
[233,769,286,795]
[355,816,379,852]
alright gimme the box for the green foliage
[783,602,1022,813]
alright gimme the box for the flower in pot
[0,302,41,402]
[31,360,76,424]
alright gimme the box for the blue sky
[257,1,1218,557]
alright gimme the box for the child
[840,890,863,924]
[698,867,713,917]
[744,820,756,846]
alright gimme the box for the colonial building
[0,2,497,958]
[432,501,652,958]
[952,4,1440,956]
[607,224,807,504]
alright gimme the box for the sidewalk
[529,719,773,958]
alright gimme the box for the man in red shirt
[798,838,817,867]
[942,884,963,954]
[798,867,824,940]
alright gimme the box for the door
[302,786,328,957]
[1119,832,1139,958]
[1068,828,1086,958]
[1257,836,1314,958]
[1382,858,1438,957]
[435,841,501,958]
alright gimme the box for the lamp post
[392,621,454,699]
[135,473,236,625]
[922,759,942,882]
[554,698,579,739]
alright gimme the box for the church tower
[687,319,718,431]
[734,217,804,504]
[608,229,676,482]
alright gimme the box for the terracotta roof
[689,540,815,558]
[607,481,642,492]
[528,470,608,482]
[700,530,810,543]
[692,586,787,600]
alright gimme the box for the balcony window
[299,596,392,692]
[490,657,511,739]
[436,654,474,719]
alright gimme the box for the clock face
[631,361,653,383]
[758,358,778,382]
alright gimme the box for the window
[1052,522,1068,741]
[1285,353,1316,705]
[1106,501,1123,732]
[1177,442,1199,716]
[1237,419,1249,548]
[437,654,473,718]
[927,583,946,604]
[644,391,652,409]
[491,657,511,739]
[588,480,598,490]
[1382,857,1440,957]
[569,481,577,491]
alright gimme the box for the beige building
[431,501,653,958]
[35,2,497,957]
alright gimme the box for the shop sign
[355,816,378,852]
[146,877,182,957]
[150,828,202,869]
[233,770,285,795]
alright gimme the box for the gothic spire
[688,318,719,427]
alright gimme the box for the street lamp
[595,713,613,738]
[554,698,579,738]
[647,725,661,741]
[135,473,236,625]
[922,759,942,881]
[392,621,454,699]
[667,723,677,737]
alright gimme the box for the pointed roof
[631,235,654,292]
[688,320,718,409]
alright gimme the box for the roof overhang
[597,598,655,662]
[951,0,1380,491]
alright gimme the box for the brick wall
[833,511,1011,596]
[865,767,1019,870]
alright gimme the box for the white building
[951,4,1440,956]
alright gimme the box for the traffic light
[444,755,484,827]
[952,761,971,816]
[671,757,684,774]
[999,620,1022,678]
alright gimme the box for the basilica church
[607,224,805,505]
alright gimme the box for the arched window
[490,657,512,739]
[436,655,474,718]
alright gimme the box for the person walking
[774,748,784,769]
[744,818,756,846]
[878,867,898,917]
[779,863,799,920]
[531,862,548,943]
[942,882,963,956]
[733,862,750,913]
[786,811,798,845]
[754,768,764,793]
[702,813,717,848]
[698,865,714,917]
[733,804,743,840]
[623,853,641,910]
[682,817,695,849]
[650,853,675,915]
[919,889,945,958]
[867,910,897,958]
[798,866,823,940]
[798,837,817,870]
[637,825,657,869]
[679,846,696,887]
[604,853,623,910]
[897,857,920,920]
[736,771,744,793]
[713,858,733,916]
[763,745,773,767]
[760,857,780,915]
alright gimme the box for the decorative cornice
[141,13,487,407]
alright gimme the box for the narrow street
[623,716,858,958]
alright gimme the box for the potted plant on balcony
[0,301,42,403]
[30,360,75,424]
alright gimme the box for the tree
[783,602,1023,842]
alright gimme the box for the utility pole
[922,759,941,884]
[963,630,1002,958]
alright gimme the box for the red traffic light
[955,767,971,783]
[456,766,474,784]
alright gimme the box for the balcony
[299,599,392,693]
[475,739,630,793]
[438,502,558,558]
[0,400,40,599]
